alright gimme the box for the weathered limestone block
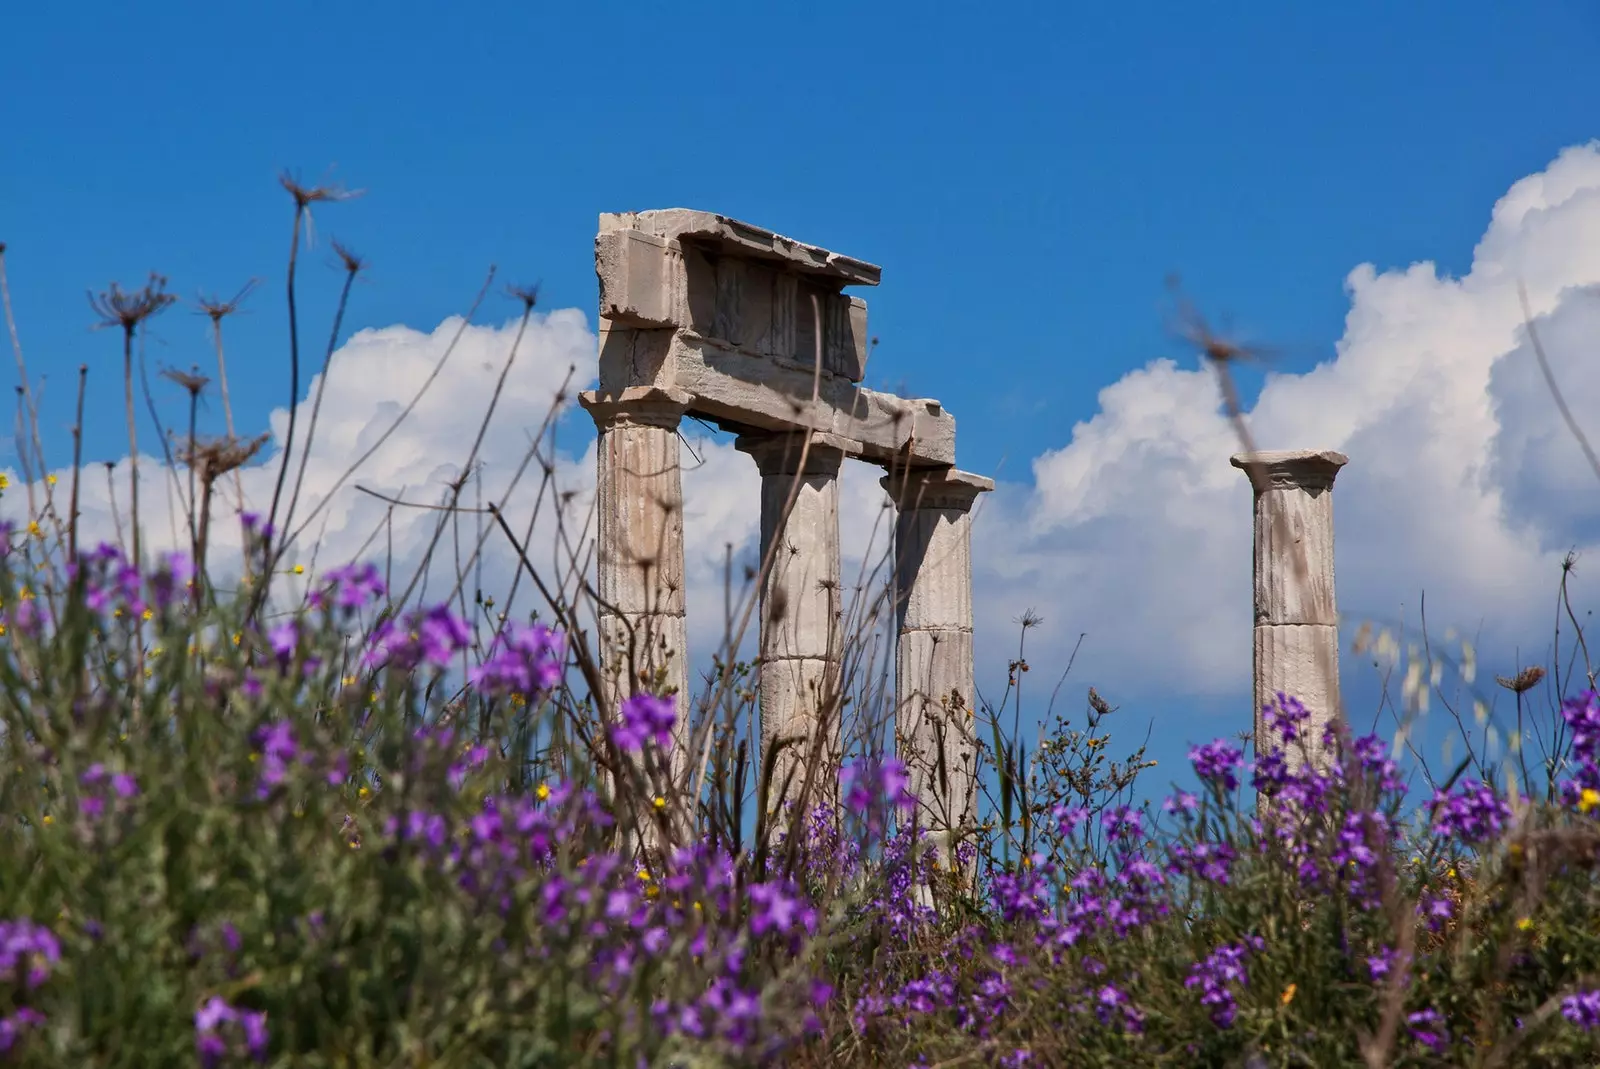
[600,209,881,286]
[595,214,873,380]
[669,334,955,466]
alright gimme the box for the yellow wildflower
[1580,788,1600,814]
[45,474,55,486]
[40,815,52,826]
[536,783,550,801]
[1516,917,1535,932]
[1281,983,1297,1006]
[358,786,371,800]
[26,522,39,538]
[0,474,9,490]
[292,564,304,575]
[142,608,153,622]
[652,795,667,810]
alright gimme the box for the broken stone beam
[594,208,955,467]
[1230,450,1347,771]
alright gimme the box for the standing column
[882,467,993,871]
[735,430,848,814]
[1230,450,1347,770]
[579,386,693,779]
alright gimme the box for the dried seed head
[196,279,259,325]
[332,240,366,275]
[1495,666,1547,694]
[89,273,176,336]
[161,365,211,397]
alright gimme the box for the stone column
[882,467,993,870]
[1230,450,1347,770]
[579,386,693,778]
[735,430,848,814]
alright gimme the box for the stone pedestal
[1231,450,1347,770]
[580,386,693,781]
[882,467,992,870]
[735,430,848,814]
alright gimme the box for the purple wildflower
[1406,1007,1449,1053]
[611,692,677,752]
[1561,989,1600,1029]
[1189,739,1243,792]
[0,918,60,989]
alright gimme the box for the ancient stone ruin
[576,207,1350,844]
[578,209,991,848]
[1232,450,1347,770]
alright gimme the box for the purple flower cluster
[1184,936,1263,1028]
[194,996,268,1067]
[1558,691,1600,809]
[1189,740,1243,793]
[79,762,139,820]
[252,720,308,796]
[1405,1006,1449,1053]
[611,692,677,752]
[1561,989,1600,1029]
[841,757,915,835]
[0,1007,44,1055]
[313,561,387,613]
[363,604,471,673]
[1430,778,1512,844]
[0,919,59,1056]
[1262,692,1311,743]
[0,918,59,990]
[469,622,565,698]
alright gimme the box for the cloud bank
[15,142,1600,729]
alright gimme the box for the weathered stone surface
[884,470,992,632]
[757,655,844,812]
[1252,623,1341,767]
[1233,450,1347,774]
[671,334,953,465]
[599,209,881,286]
[580,388,692,774]
[736,431,845,814]
[896,628,979,828]
[885,468,990,852]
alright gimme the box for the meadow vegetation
[0,180,1598,1067]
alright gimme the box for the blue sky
[5,2,1600,796]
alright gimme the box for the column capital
[880,467,994,512]
[579,386,692,431]
[1231,450,1347,494]
[734,430,850,477]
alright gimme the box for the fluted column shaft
[736,431,847,814]
[1231,450,1347,771]
[580,387,693,777]
[882,467,992,864]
